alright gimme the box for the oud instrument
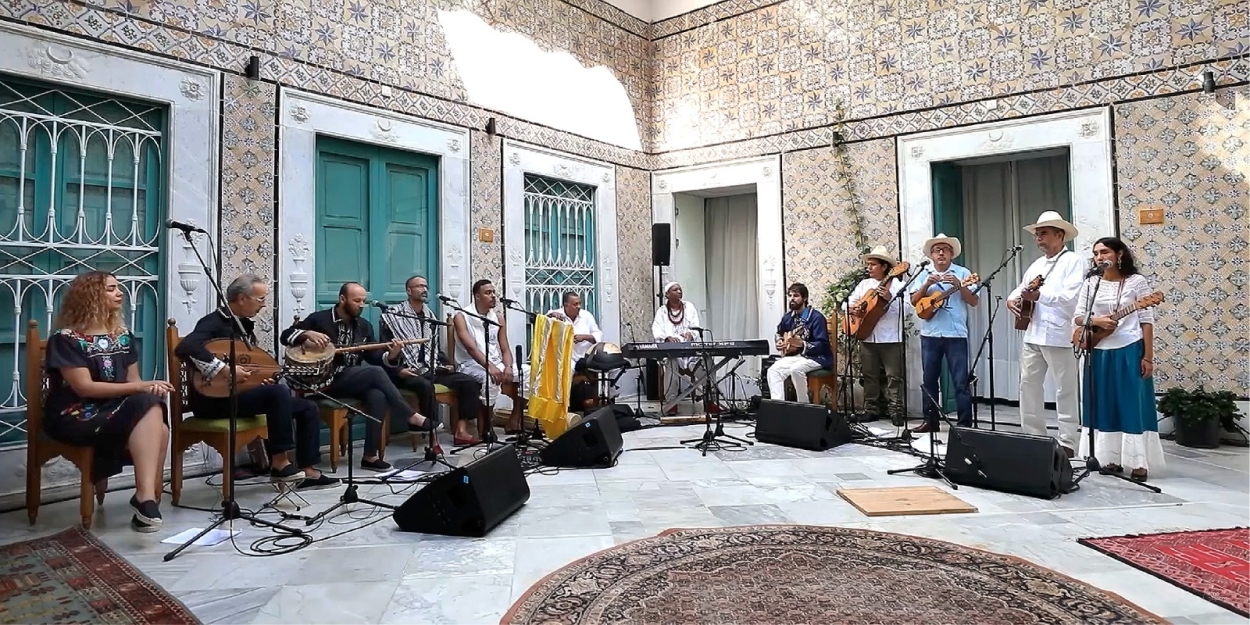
[1013,274,1045,331]
[190,337,429,397]
[1072,291,1164,350]
[914,273,981,320]
[843,262,911,339]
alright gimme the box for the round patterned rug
[503,525,1162,625]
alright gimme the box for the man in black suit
[280,282,437,471]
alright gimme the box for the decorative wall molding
[650,155,786,344]
[277,88,472,328]
[896,107,1116,411]
[0,21,221,506]
[502,140,620,356]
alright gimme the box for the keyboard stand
[680,352,754,457]
[661,355,737,415]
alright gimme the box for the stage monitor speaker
[393,444,529,537]
[944,427,1073,500]
[753,399,850,451]
[540,406,623,468]
[651,223,671,266]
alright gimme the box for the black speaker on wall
[944,427,1073,500]
[540,406,624,468]
[651,223,671,266]
[393,444,529,537]
[753,399,850,451]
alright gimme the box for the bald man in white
[651,282,704,414]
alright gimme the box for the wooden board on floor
[836,486,977,517]
[659,413,710,424]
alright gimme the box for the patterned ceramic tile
[781,139,900,307]
[470,129,504,282]
[219,74,278,344]
[614,166,652,336]
[1115,87,1249,394]
[650,0,1250,151]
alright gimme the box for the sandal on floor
[1130,469,1148,482]
[1102,464,1123,474]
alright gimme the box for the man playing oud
[1007,211,1086,458]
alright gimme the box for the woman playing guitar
[1072,237,1164,483]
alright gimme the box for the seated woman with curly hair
[44,271,173,532]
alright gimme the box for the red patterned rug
[0,526,198,624]
[504,525,1162,624]
[1080,527,1250,617]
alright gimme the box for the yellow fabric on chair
[527,314,575,437]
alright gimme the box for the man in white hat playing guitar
[1007,211,1086,458]
[909,234,979,433]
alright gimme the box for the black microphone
[691,326,708,332]
[370,300,392,310]
[166,219,207,234]
[501,297,519,306]
[1086,260,1112,278]
[1011,244,1024,252]
[437,294,455,304]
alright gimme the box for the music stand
[164,230,304,562]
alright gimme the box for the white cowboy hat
[923,233,962,259]
[1023,210,1079,242]
[860,246,897,264]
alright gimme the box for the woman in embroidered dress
[1073,238,1164,482]
[45,271,173,532]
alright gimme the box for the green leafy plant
[1156,386,1221,424]
[1211,390,1245,432]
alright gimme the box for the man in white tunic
[1007,211,1087,458]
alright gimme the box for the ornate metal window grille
[523,174,597,325]
[0,77,166,448]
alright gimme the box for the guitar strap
[1040,249,1068,283]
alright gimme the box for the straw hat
[923,233,962,258]
[860,246,896,264]
[1023,210,1079,242]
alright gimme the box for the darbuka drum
[283,343,338,389]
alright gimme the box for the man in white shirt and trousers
[1007,211,1087,458]
[547,291,605,410]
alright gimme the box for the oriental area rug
[504,525,1162,625]
[1080,527,1250,618]
[0,526,199,625]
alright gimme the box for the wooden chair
[25,321,106,529]
[405,318,457,450]
[445,313,524,430]
[288,316,388,470]
[165,319,269,504]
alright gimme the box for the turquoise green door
[315,136,439,441]
[930,162,964,414]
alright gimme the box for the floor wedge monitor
[540,406,624,468]
[393,444,530,537]
[944,427,1073,500]
[753,399,850,451]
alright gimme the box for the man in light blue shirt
[909,234,979,432]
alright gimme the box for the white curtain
[704,194,759,342]
[962,153,1070,402]
[705,193,759,399]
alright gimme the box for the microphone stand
[442,298,504,456]
[1068,269,1161,494]
[291,376,399,525]
[966,246,1019,431]
[502,301,546,448]
[164,230,304,562]
[879,261,927,441]
[377,305,454,474]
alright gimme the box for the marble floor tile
[3,406,1246,624]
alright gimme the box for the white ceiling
[605,0,723,23]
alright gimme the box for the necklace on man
[667,303,684,326]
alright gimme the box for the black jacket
[279,308,397,369]
[174,308,264,410]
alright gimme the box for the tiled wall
[1114,88,1249,393]
[781,139,900,304]
[649,0,1248,151]
[470,129,504,281]
[614,165,653,337]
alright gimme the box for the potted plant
[1157,386,1222,449]
[1213,390,1247,446]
